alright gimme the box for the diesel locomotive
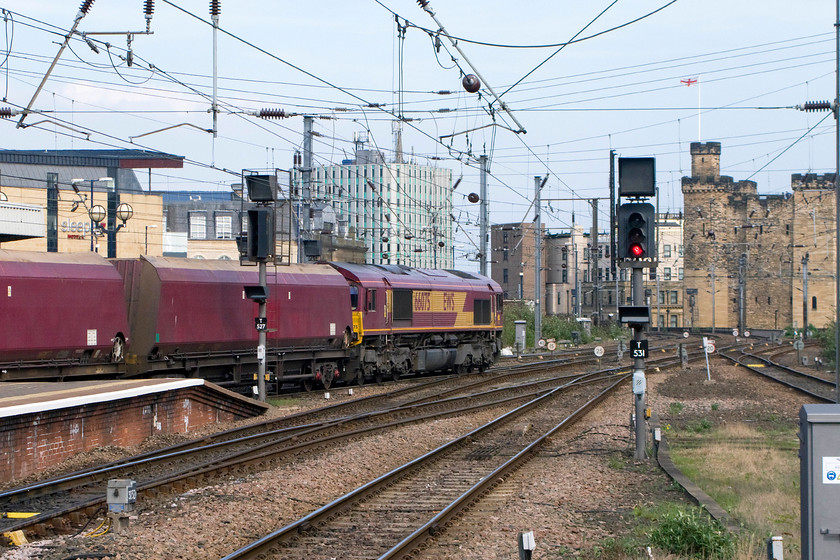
[0,250,502,390]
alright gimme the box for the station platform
[0,379,269,483]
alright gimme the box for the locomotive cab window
[350,285,359,310]
[392,289,413,320]
[474,299,491,325]
[367,289,377,312]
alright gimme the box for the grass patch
[669,402,685,415]
[668,422,800,559]
[267,396,299,407]
[577,502,738,559]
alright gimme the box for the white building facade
[302,148,453,268]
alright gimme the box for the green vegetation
[267,396,299,407]
[669,402,685,415]
[501,301,623,349]
[646,504,737,559]
[578,502,737,560]
[668,422,800,560]
[813,320,836,365]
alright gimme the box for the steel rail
[220,372,623,560]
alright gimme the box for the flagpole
[698,77,702,141]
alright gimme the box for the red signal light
[630,243,644,257]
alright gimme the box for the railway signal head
[618,202,656,261]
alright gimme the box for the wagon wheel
[355,369,365,387]
[302,378,315,392]
[322,375,333,390]
[374,369,384,385]
[111,335,126,363]
[391,367,401,382]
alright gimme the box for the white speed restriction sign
[594,345,605,357]
[705,342,716,354]
[547,341,557,351]
[538,339,546,348]
[732,329,739,337]
[743,330,750,338]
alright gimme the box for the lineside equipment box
[107,479,137,513]
[800,404,840,559]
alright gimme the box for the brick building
[681,142,836,331]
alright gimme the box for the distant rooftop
[0,149,184,169]
[0,149,185,193]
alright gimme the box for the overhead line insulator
[79,0,95,14]
[799,100,833,112]
[257,108,287,119]
[144,0,154,16]
[209,0,220,17]
[0,107,16,118]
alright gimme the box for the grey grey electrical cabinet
[800,404,840,560]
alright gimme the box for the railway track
[719,346,836,402]
[0,340,697,542]
[0,359,633,536]
[220,373,625,560]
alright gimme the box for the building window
[658,315,665,328]
[189,213,206,240]
[558,292,562,305]
[503,248,508,261]
[663,244,671,258]
[583,270,589,283]
[216,215,232,239]
[670,291,678,305]
[659,291,666,304]
[678,267,684,280]
[503,269,509,283]
[678,244,684,256]
[813,296,818,310]
[663,267,672,280]
[562,269,568,283]
[670,315,678,328]
[503,231,509,243]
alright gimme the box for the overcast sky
[0,0,836,268]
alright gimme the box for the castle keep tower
[681,141,837,331]
[681,142,792,331]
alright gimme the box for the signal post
[242,172,278,403]
[616,157,657,460]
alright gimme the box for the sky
[0,0,837,270]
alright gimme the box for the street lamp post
[89,201,133,256]
[145,224,157,254]
[71,177,115,252]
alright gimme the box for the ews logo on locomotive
[413,291,458,312]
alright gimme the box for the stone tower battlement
[791,173,837,191]
[690,142,720,182]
